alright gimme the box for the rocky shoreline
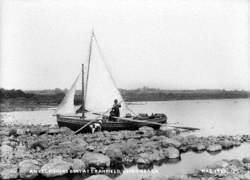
[1,122,250,180]
[143,157,250,180]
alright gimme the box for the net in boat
[56,74,80,115]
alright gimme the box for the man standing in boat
[110,99,121,120]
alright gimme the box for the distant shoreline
[127,97,250,103]
[0,97,249,113]
[0,88,249,112]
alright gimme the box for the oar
[167,125,200,131]
[113,116,200,131]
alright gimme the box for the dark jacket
[110,104,121,117]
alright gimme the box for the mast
[82,64,85,119]
[85,31,94,102]
[82,31,94,118]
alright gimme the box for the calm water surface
[1,98,250,136]
[130,98,250,136]
[1,99,250,178]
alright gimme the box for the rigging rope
[84,32,94,102]
[92,33,137,116]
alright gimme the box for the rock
[159,126,177,138]
[161,137,181,148]
[82,152,110,168]
[239,172,250,179]
[30,140,48,150]
[193,144,206,152]
[244,163,250,170]
[0,145,13,156]
[58,141,73,148]
[136,157,150,164]
[104,145,123,161]
[72,159,86,171]
[47,128,60,135]
[207,144,222,152]
[242,157,250,163]
[15,144,27,158]
[16,128,26,136]
[72,137,88,146]
[0,165,18,180]
[164,147,180,159]
[229,159,243,167]
[150,135,165,141]
[30,127,47,136]
[126,139,139,150]
[219,140,234,149]
[19,159,40,179]
[64,138,88,157]
[86,145,95,152]
[40,156,72,178]
[207,160,229,169]
[137,153,151,165]
[71,138,88,153]
[59,127,73,134]
[8,140,18,148]
[8,129,17,136]
[110,142,130,155]
[232,141,241,147]
[141,140,159,151]
[148,150,165,162]
[179,146,189,153]
[0,144,13,162]
[84,175,111,180]
[141,174,173,180]
[138,126,155,137]
[0,132,8,137]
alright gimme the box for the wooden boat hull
[56,114,167,133]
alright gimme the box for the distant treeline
[0,87,249,106]
[120,87,250,102]
[0,88,64,105]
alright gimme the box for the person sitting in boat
[109,99,121,121]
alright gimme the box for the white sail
[56,74,80,115]
[84,37,130,116]
[56,33,134,117]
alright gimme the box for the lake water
[1,98,250,136]
[1,99,250,178]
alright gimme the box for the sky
[0,0,249,90]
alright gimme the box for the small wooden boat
[55,31,167,133]
[57,114,166,133]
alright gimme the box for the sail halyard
[84,33,134,116]
[92,34,136,115]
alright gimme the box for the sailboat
[55,32,167,133]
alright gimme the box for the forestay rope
[92,33,137,116]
